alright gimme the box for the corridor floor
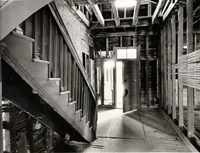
[85,108,197,152]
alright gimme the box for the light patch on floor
[86,108,194,152]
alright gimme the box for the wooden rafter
[87,0,105,26]
[163,0,178,21]
[152,0,164,24]
[132,0,142,26]
[111,2,120,27]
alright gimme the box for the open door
[123,61,139,113]
[115,46,139,113]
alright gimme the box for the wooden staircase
[0,3,97,142]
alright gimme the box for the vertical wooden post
[63,44,68,91]
[187,0,194,138]
[178,4,184,127]
[101,60,104,105]
[148,3,152,16]
[0,52,3,153]
[163,26,167,110]
[160,28,164,108]
[106,37,109,57]
[59,36,64,91]
[120,36,123,47]
[171,14,176,119]
[167,19,172,115]
[146,34,149,107]
[41,9,45,60]
[48,15,53,77]
[2,100,10,152]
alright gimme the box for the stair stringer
[1,32,94,142]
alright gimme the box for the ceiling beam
[111,2,120,27]
[74,0,112,5]
[163,0,178,21]
[132,0,142,26]
[152,0,164,24]
[87,0,105,26]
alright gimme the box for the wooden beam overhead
[152,0,164,24]
[132,0,142,26]
[74,0,112,5]
[111,2,120,27]
[163,0,178,21]
[87,0,105,26]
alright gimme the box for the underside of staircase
[0,2,97,143]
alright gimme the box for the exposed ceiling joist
[87,0,105,26]
[111,2,120,27]
[161,0,170,14]
[163,0,178,21]
[132,0,142,25]
[74,0,112,5]
[152,0,164,24]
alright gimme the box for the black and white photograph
[0,0,200,152]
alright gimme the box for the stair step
[89,126,93,131]
[68,101,76,106]
[60,91,70,95]
[11,31,35,42]
[81,115,86,121]
[48,78,61,81]
[75,109,82,114]
[86,121,90,126]
[33,59,49,64]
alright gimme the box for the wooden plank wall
[94,31,158,107]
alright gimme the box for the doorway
[115,47,139,113]
[103,60,114,106]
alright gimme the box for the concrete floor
[85,108,195,152]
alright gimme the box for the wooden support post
[160,28,164,108]
[171,14,176,119]
[106,37,109,57]
[48,15,53,78]
[120,36,123,47]
[0,52,3,153]
[68,52,72,100]
[167,19,172,115]
[146,34,149,107]
[148,3,152,16]
[178,4,184,128]
[41,9,45,60]
[2,100,10,152]
[59,36,64,91]
[63,44,68,91]
[53,27,58,78]
[163,26,167,110]
[101,61,104,105]
[187,0,194,138]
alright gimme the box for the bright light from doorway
[114,0,136,8]
[104,60,115,69]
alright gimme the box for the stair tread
[81,115,86,121]
[75,109,82,114]
[86,121,90,125]
[89,126,93,130]
[60,91,70,95]
[33,59,49,64]
[48,78,61,81]
[11,31,35,42]
[68,101,76,106]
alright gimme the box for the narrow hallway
[85,108,198,152]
